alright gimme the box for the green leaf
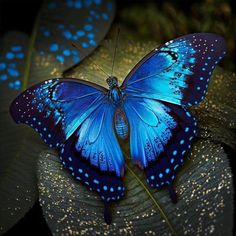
[37,40,233,235]
[0,0,115,233]
[35,0,116,73]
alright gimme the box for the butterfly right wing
[123,97,196,167]
[123,97,197,202]
[121,33,226,202]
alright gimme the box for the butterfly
[10,33,226,224]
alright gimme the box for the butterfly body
[10,33,226,224]
[106,76,129,139]
[114,107,129,140]
[108,86,123,105]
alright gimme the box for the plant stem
[124,153,177,236]
[22,11,41,91]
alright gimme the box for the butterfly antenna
[71,43,110,77]
[111,28,120,76]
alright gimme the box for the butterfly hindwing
[75,102,125,176]
[60,133,125,224]
[122,99,197,202]
[59,114,125,202]
[143,103,196,191]
[123,98,196,166]
[122,33,226,107]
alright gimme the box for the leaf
[0,31,60,234]
[0,32,42,234]
[37,139,233,235]
[191,68,236,149]
[37,40,233,235]
[35,0,115,72]
[0,0,115,233]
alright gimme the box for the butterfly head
[106,76,118,89]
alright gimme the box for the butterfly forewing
[122,33,226,107]
[10,78,106,147]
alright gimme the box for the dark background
[0,0,235,235]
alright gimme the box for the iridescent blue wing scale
[143,102,197,203]
[122,33,226,201]
[10,79,106,147]
[60,133,125,223]
[123,98,196,168]
[59,110,125,198]
[123,98,197,202]
[75,102,124,176]
[10,79,125,210]
[122,33,226,106]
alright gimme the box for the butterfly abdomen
[114,108,129,140]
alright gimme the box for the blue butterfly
[10,33,226,224]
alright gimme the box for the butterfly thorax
[107,76,124,105]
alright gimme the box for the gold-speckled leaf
[38,139,233,235]
[191,68,236,149]
[38,41,234,235]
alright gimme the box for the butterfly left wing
[121,33,226,107]
[10,78,126,223]
[10,78,125,197]
[123,97,197,202]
